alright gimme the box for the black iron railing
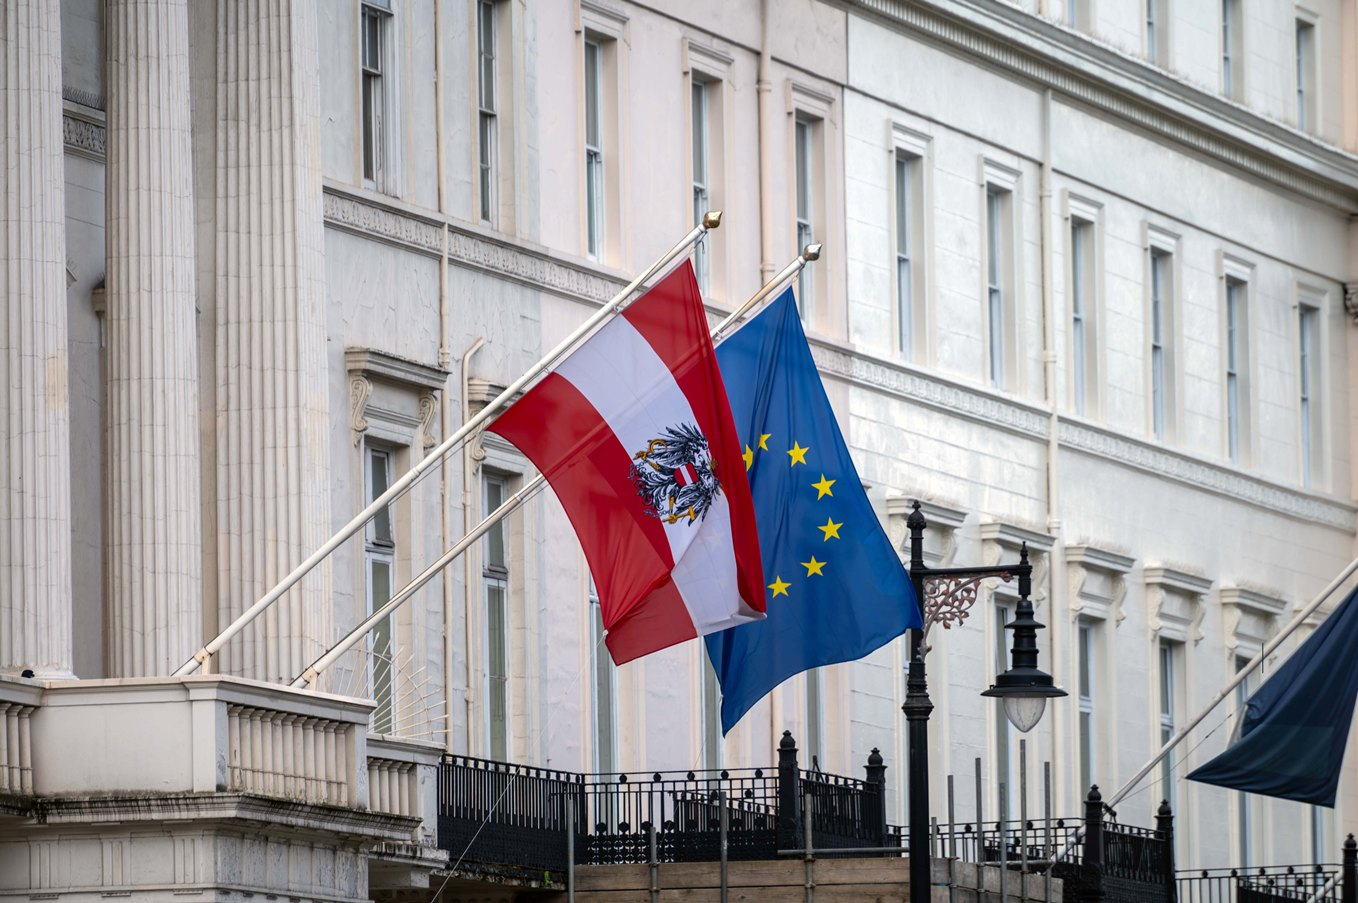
[1178,865,1341,903]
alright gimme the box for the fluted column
[104,0,203,677]
[0,0,74,677]
[215,0,332,682]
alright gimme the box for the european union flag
[1187,586,1358,807]
[705,290,923,733]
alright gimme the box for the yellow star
[743,445,754,470]
[787,441,809,466]
[801,556,826,577]
[818,517,843,541]
[757,433,772,451]
[811,474,836,499]
[768,576,791,598]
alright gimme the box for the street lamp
[902,500,1066,903]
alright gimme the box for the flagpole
[173,216,722,678]
[289,245,824,690]
[1102,556,1358,811]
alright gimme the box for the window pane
[369,450,392,543]
[487,581,508,760]
[485,477,506,569]
[584,41,601,147]
[795,121,811,220]
[478,1,496,112]
[370,558,393,733]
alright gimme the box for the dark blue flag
[705,290,923,734]
[1187,586,1358,807]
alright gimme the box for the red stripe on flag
[490,373,701,653]
[604,577,697,665]
[622,262,766,617]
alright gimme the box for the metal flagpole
[1102,554,1358,810]
[288,244,823,689]
[173,215,722,678]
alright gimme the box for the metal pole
[904,504,932,903]
[1105,556,1358,809]
[1044,762,1052,903]
[804,790,815,903]
[288,248,824,687]
[1021,739,1029,902]
[947,774,957,903]
[720,788,730,903]
[567,794,576,903]
[649,820,660,903]
[1000,780,1009,903]
[975,757,984,868]
[175,216,720,676]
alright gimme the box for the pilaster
[215,0,332,682]
[105,0,203,676]
[0,0,74,677]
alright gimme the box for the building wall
[34,0,1358,876]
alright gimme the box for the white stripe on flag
[556,312,744,635]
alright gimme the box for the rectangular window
[360,1,391,188]
[805,667,823,765]
[895,152,915,359]
[477,0,498,223]
[1225,278,1246,464]
[1077,621,1097,795]
[1158,641,1180,813]
[484,475,510,760]
[1146,0,1166,64]
[1150,249,1173,439]
[365,447,395,735]
[1296,19,1316,131]
[1299,304,1320,487]
[985,188,1008,390]
[692,80,712,296]
[1222,0,1242,99]
[1070,218,1094,415]
[794,117,816,321]
[589,575,617,773]
[584,37,605,261]
[1235,655,1256,868]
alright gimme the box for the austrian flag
[489,262,766,664]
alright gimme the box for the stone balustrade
[366,735,441,846]
[227,703,353,805]
[0,679,40,795]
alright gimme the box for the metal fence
[1178,865,1344,903]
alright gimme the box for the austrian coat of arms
[630,423,722,525]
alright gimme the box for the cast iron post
[1156,799,1177,902]
[865,746,888,847]
[1343,833,1356,903]
[777,730,802,852]
[1083,785,1106,902]
[904,503,933,902]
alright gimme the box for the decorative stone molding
[1058,420,1355,531]
[1145,565,1212,644]
[1066,544,1135,627]
[887,495,965,567]
[1219,584,1288,653]
[61,109,106,161]
[345,348,449,448]
[322,186,627,306]
[849,0,1358,210]
[979,519,1054,608]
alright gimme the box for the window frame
[1220,259,1253,466]
[1077,620,1098,795]
[363,444,397,736]
[1157,640,1183,815]
[1146,227,1180,441]
[1297,292,1324,488]
[1145,0,1169,65]
[890,125,932,364]
[691,78,712,296]
[583,35,606,262]
[981,161,1019,393]
[476,0,498,224]
[794,115,818,323]
[1221,0,1243,99]
[1295,16,1317,132]
[483,472,511,761]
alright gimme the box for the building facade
[3,0,1358,892]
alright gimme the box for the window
[477,0,498,223]
[984,186,1012,390]
[1146,0,1167,65]
[1222,0,1242,99]
[1296,18,1316,131]
[1224,277,1249,464]
[1158,641,1181,813]
[1234,655,1257,868]
[1299,302,1321,487]
[702,654,722,769]
[364,446,396,734]
[484,475,510,760]
[589,575,617,773]
[1077,621,1097,795]
[895,152,916,359]
[805,667,824,766]
[794,117,816,321]
[692,79,712,295]
[1066,0,1089,30]
[1070,218,1095,414]
[1149,248,1175,440]
[584,37,605,261]
[360,0,392,189]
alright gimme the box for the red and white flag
[490,262,765,664]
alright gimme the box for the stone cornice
[62,103,105,162]
[845,0,1358,210]
[321,184,628,306]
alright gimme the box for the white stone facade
[2,0,1357,893]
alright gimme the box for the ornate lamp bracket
[921,572,1011,651]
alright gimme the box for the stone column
[215,0,332,682]
[0,0,74,677]
[104,0,203,677]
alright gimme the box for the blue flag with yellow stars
[705,289,923,734]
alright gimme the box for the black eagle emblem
[630,423,722,525]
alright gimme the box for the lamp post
[903,500,1066,903]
